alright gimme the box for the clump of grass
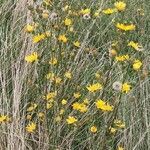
[0,0,149,150]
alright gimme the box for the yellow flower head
[94,10,100,17]
[38,112,45,118]
[69,26,74,32]
[73,92,81,99]
[55,77,62,84]
[114,119,125,128]
[61,99,67,105]
[46,102,53,109]
[66,116,77,124]
[114,1,126,11]
[109,127,117,134]
[90,126,97,133]
[64,18,72,26]
[62,5,70,11]
[64,71,72,79]
[46,72,55,80]
[80,8,91,15]
[26,122,36,133]
[86,83,102,92]
[59,109,65,115]
[25,52,38,63]
[128,41,143,51]
[33,34,46,43]
[25,24,34,33]
[109,49,117,57]
[83,98,89,104]
[0,115,7,123]
[72,102,88,113]
[55,116,62,122]
[49,57,58,65]
[58,34,68,43]
[26,114,32,120]
[46,91,57,100]
[122,83,131,93]
[133,60,142,71]
[95,72,101,79]
[73,41,80,47]
[128,41,139,50]
[45,31,51,37]
[118,146,124,150]
[42,10,49,19]
[43,0,52,6]
[27,103,37,112]
[116,23,136,31]
[95,99,113,111]
[115,55,129,62]
[102,8,117,15]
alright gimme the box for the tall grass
[0,0,149,150]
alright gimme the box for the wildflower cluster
[1,0,148,149]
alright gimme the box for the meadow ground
[0,0,150,150]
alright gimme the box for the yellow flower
[73,92,81,99]
[109,49,117,57]
[27,103,37,112]
[55,77,62,84]
[46,91,57,100]
[114,1,126,11]
[62,5,70,11]
[116,23,136,31]
[83,98,89,104]
[72,102,88,113]
[33,34,45,43]
[45,31,51,37]
[114,120,125,128]
[25,52,38,63]
[110,127,117,134]
[64,71,72,79]
[25,24,34,33]
[128,41,143,51]
[122,83,131,93]
[49,57,58,65]
[38,112,45,118]
[112,41,118,47]
[46,72,55,80]
[26,115,32,120]
[86,83,102,92]
[90,126,97,133]
[72,102,80,110]
[59,109,65,115]
[26,122,36,133]
[118,146,124,150]
[80,8,91,15]
[102,8,117,15]
[73,41,80,47]
[95,100,113,111]
[43,0,52,6]
[66,116,77,124]
[55,116,62,122]
[0,115,7,123]
[61,99,67,105]
[42,10,49,19]
[115,55,129,62]
[95,72,101,79]
[133,60,142,71]
[94,10,100,17]
[46,102,53,109]
[64,18,72,26]
[58,34,68,43]
[69,26,74,32]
